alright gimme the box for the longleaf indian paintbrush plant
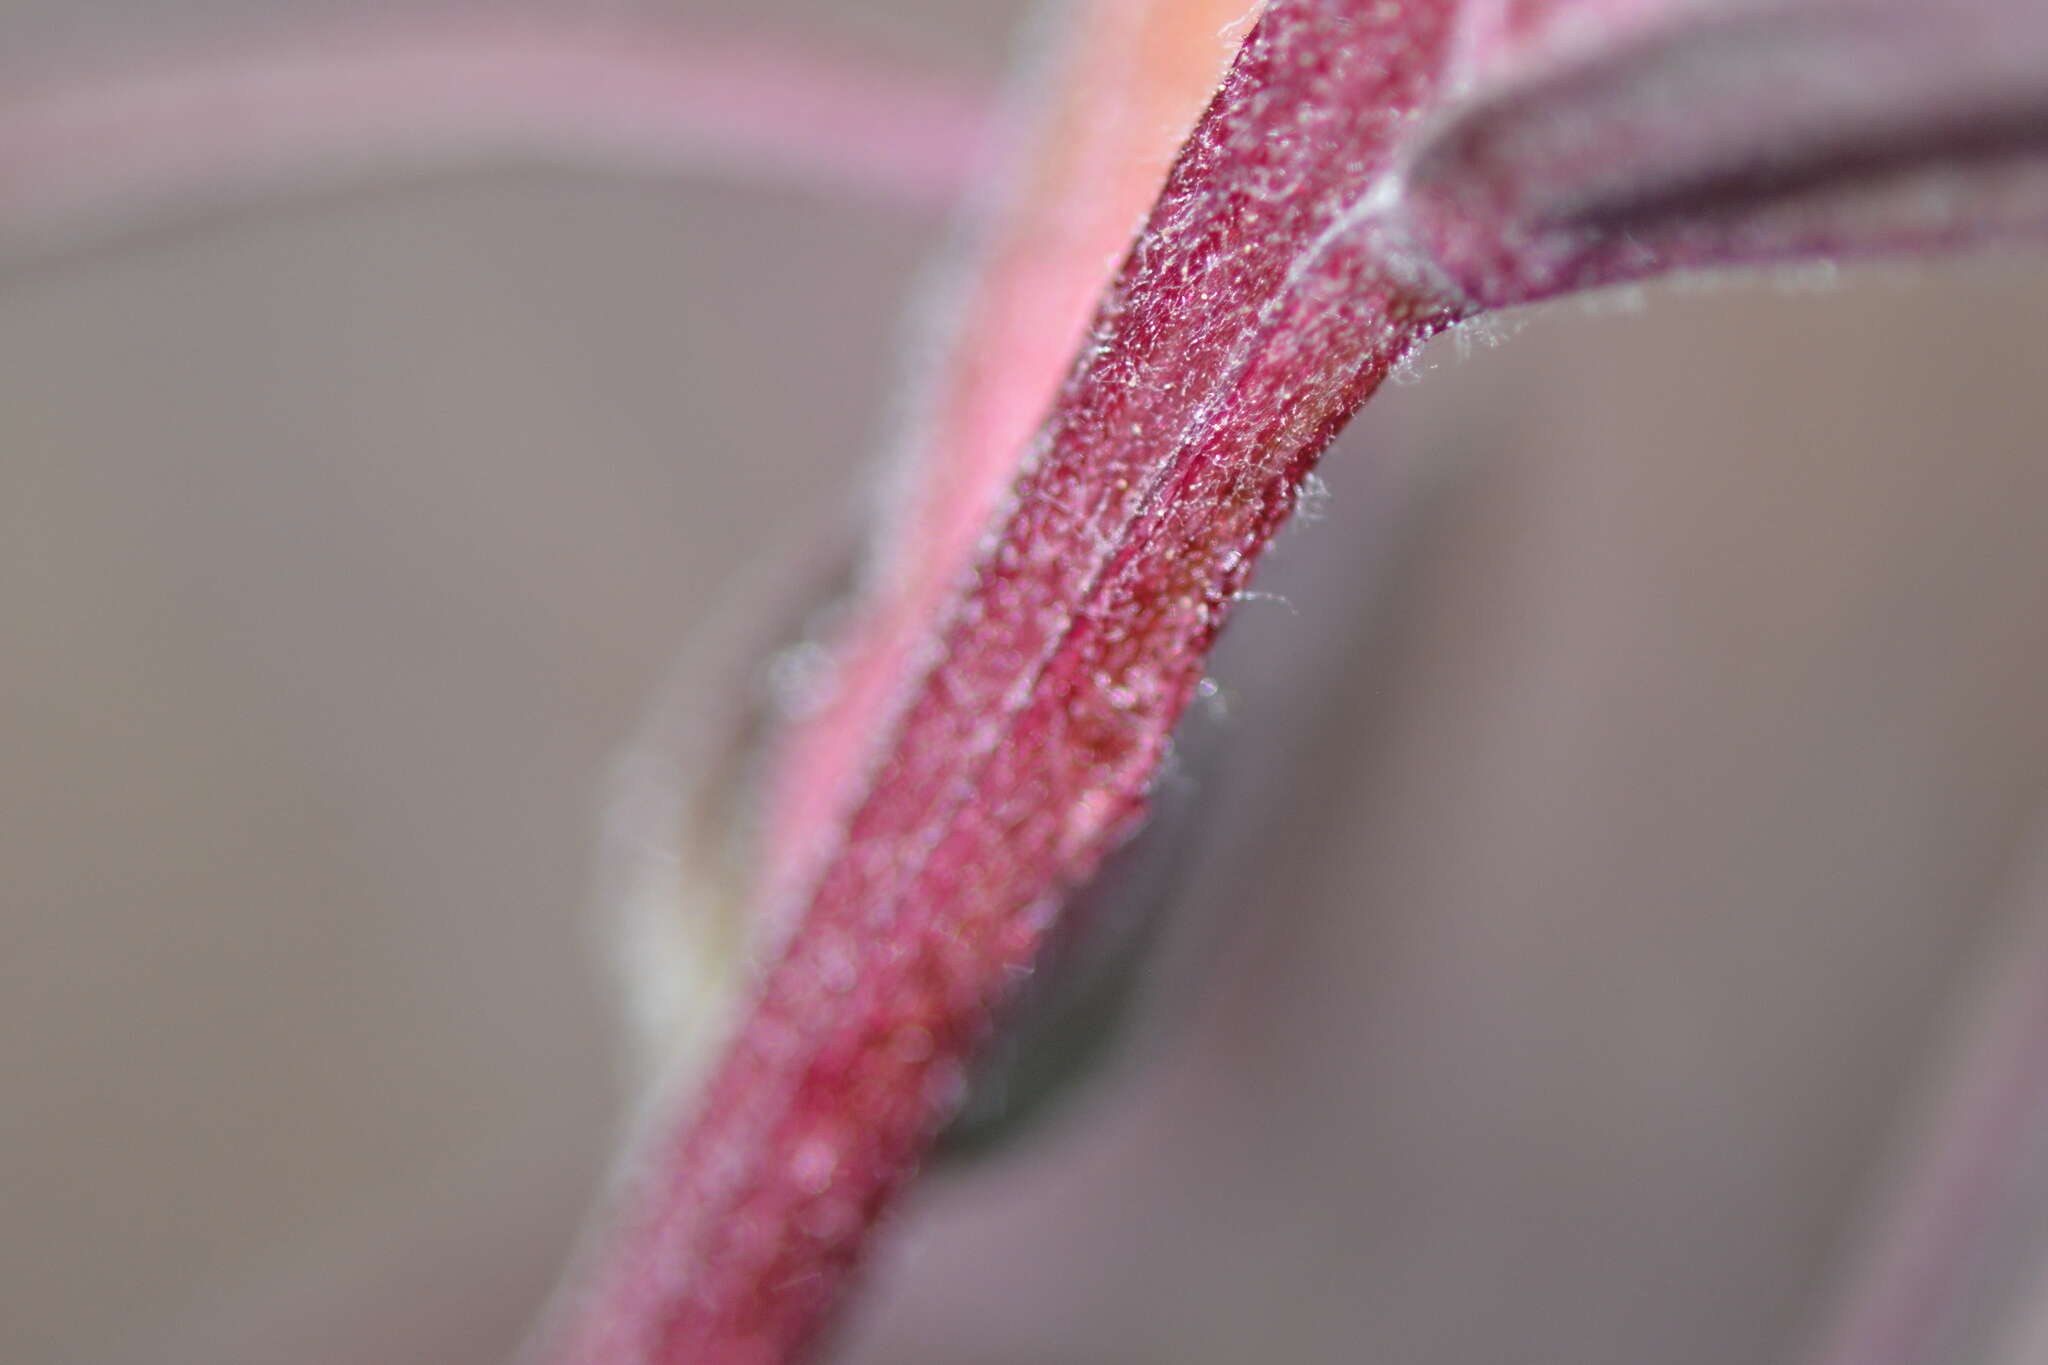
[9,2,2047,1363]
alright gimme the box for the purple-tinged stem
[539,2,1472,1360]
[1402,0,2048,308]
[539,0,2048,1358]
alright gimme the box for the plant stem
[541,3,1473,1360]
[0,14,985,267]
[1804,814,2048,1365]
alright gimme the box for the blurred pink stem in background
[0,14,988,264]
[1805,814,2048,1365]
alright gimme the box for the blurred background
[4,3,2048,1363]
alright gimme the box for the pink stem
[1804,816,2048,1365]
[0,14,988,261]
[1403,0,2048,307]
[538,2,1472,1360]
[534,1,2048,1359]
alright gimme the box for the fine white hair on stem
[0,13,990,269]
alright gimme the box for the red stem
[541,0,2048,1359]
[1400,0,2048,308]
[542,2,1471,1361]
